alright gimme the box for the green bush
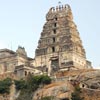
[15,74,51,91]
[27,74,51,91]
[16,75,51,100]
[28,74,51,86]
[0,78,12,94]
[31,75,42,85]
[71,86,84,100]
[41,75,51,85]
[14,79,26,90]
[0,75,51,96]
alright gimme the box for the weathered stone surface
[80,70,100,89]
[0,3,98,100]
[0,47,34,79]
[34,4,92,75]
[0,69,99,100]
[0,4,92,79]
[33,69,100,100]
[82,89,100,100]
[33,82,73,100]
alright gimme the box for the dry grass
[56,69,95,78]
[44,82,65,89]
[82,88,100,100]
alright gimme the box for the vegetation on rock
[16,74,51,100]
[71,86,84,100]
[14,79,26,90]
[15,74,51,90]
[0,78,12,94]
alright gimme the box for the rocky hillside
[33,69,100,100]
[33,81,73,100]
[0,69,100,100]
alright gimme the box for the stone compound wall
[0,73,18,80]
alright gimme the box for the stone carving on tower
[0,4,92,79]
[34,4,92,74]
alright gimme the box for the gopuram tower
[33,4,92,75]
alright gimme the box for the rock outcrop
[33,69,100,100]
[0,69,100,100]
[33,82,73,100]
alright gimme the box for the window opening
[55,17,57,21]
[25,71,27,76]
[53,29,56,34]
[54,23,57,27]
[52,47,55,52]
[53,37,55,43]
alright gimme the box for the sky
[0,0,100,69]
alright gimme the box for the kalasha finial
[58,1,62,10]
[58,1,62,6]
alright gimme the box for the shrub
[14,79,26,90]
[27,74,51,91]
[71,86,84,100]
[41,75,51,85]
[15,74,51,91]
[0,78,12,94]
[15,75,52,100]
[29,74,51,86]
[31,75,42,85]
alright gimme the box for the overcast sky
[0,0,100,69]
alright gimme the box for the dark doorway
[53,37,55,43]
[53,29,56,34]
[52,47,55,52]
[51,59,59,71]
[54,23,57,27]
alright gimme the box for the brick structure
[33,4,92,75]
[0,4,92,78]
[0,46,35,78]
[0,4,94,100]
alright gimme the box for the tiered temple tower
[33,4,92,74]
